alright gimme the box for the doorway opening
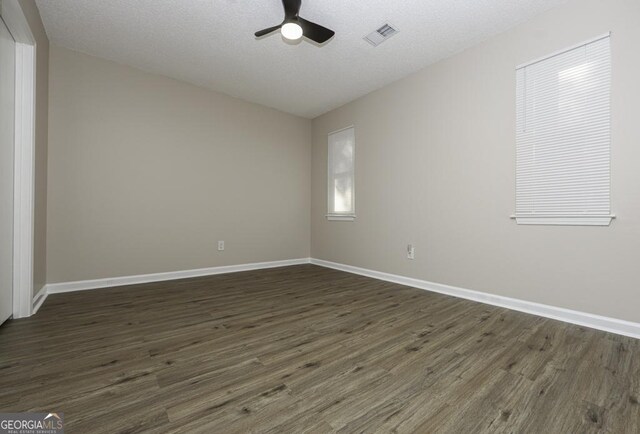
[0,1,37,322]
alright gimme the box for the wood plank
[0,264,637,433]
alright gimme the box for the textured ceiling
[36,0,568,118]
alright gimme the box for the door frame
[1,1,36,319]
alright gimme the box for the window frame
[326,125,356,222]
[513,33,614,226]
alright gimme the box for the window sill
[510,215,615,226]
[326,214,356,222]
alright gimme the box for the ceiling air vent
[364,23,399,47]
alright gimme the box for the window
[515,34,612,226]
[327,126,355,221]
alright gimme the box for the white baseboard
[45,258,311,294]
[35,256,640,340]
[310,258,640,340]
[32,284,48,314]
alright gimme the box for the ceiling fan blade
[255,25,282,38]
[297,18,335,44]
[282,0,302,18]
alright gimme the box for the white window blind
[327,126,355,221]
[515,34,612,226]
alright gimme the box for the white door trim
[1,1,36,319]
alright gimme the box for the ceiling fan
[254,0,335,44]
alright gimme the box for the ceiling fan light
[281,22,303,40]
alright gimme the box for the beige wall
[47,46,311,283]
[18,0,48,295]
[312,0,640,323]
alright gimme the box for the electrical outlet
[218,240,225,251]
[407,244,415,260]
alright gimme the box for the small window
[515,34,612,226]
[327,126,355,221]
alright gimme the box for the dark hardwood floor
[1,264,638,433]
